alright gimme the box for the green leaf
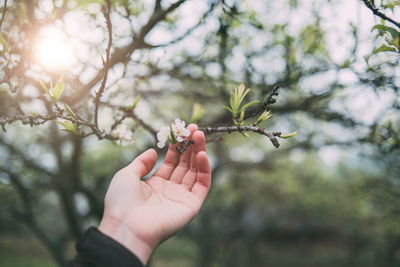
[64,104,79,120]
[289,0,298,8]
[230,90,239,111]
[381,0,400,10]
[372,24,400,40]
[239,110,245,121]
[0,33,9,54]
[50,79,65,102]
[223,105,234,113]
[114,0,130,6]
[372,44,397,54]
[132,94,141,108]
[241,132,250,138]
[72,0,105,8]
[126,94,142,109]
[387,38,400,49]
[239,100,261,113]
[341,59,351,68]
[255,110,272,125]
[226,84,259,121]
[0,82,9,92]
[56,120,80,135]
[29,112,40,117]
[190,103,205,123]
[363,54,371,65]
[231,83,250,112]
[168,126,177,144]
[279,130,298,139]
[237,84,250,107]
[39,80,49,95]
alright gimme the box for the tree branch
[0,113,119,141]
[0,138,55,176]
[199,126,281,148]
[154,0,162,12]
[244,85,280,120]
[150,0,217,48]
[127,110,158,139]
[65,0,187,104]
[0,0,8,30]
[360,0,400,29]
[94,0,113,128]
[99,101,158,139]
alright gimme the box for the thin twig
[0,139,55,176]
[154,0,162,12]
[93,0,113,128]
[65,0,187,104]
[199,125,281,148]
[244,85,280,120]
[360,0,400,29]
[0,0,8,30]
[151,1,217,48]
[0,113,117,141]
[98,100,158,139]
[126,110,158,139]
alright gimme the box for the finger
[153,143,181,180]
[182,130,206,189]
[126,149,158,178]
[170,124,198,184]
[189,130,206,169]
[191,151,211,202]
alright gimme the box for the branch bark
[0,0,8,30]
[65,0,187,104]
[199,126,281,148]
[0,138,55,176]
[361,0,400,29]
[94,0,113,128]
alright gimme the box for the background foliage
[0,0,399,266]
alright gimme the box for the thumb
[126,149,158,178]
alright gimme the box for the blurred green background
[0,0,399,266]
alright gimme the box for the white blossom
[171,118,190,142]
[112,124,134,146]
[157,119,190,149]
[157,126,169,148]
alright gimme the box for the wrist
[98,216,154,265]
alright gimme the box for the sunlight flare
[34,26,75,70]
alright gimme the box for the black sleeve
[68,227,144,267]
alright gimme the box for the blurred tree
[0,0,399,266]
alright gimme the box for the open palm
[98,125,211,264]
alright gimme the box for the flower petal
[157,141,165,148]
[175,118,186,129]
[182,128,190,137]
[157,132,165,140]
[157,126,169,140]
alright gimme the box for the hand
[98,124,211,264]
